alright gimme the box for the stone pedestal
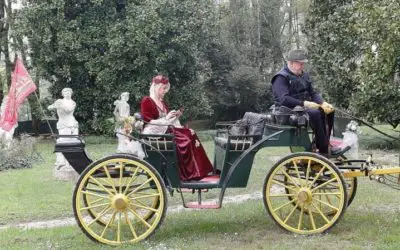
[53,152,79,181]
[53,163,79,181]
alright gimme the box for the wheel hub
[297,188,312,203]
[112,194,129,211]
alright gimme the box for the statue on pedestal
[113,92,144,158]
[48,88,79,180]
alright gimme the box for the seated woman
[140,75,213,181]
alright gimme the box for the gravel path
[0,191,262,231]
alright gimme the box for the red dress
[140,96,213,181]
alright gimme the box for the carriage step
[178,188,209,193]
[185,202,221,209]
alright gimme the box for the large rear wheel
[73,155,167,245]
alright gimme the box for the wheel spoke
[311,202,331,224]
[124,210,138,239]
[283,202,299,223]
[80,202,110,211]
[103,166,118,193]
[305,159,311,182]
[311,178,338,192]
[313,198,339,211]
[297,206,304,230]
[119,163,124,193]
[128,207,152,228]
[117,212,121,243]
[312,192,341,195]
[89,176,114,196]
[81,190,109,200]
[100,211,117,237]
[87,206,113,226]
[84,187,111,194]
[292,160,302,180]
[268,193,296,197]
[280,169,301,188]
[272,198,298,212]
[271,179,297,192]
[325,191,333,206]
[308,208,316,230]
[127,178,153,196]
[131,203,159,212]
[123,167,140,195]
[134,198,152,208]
[130,193,160,200]
[308,165,327,188]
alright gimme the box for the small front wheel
[263,152,347,234]
[73,155,167,245]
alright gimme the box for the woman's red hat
[152,75,169,85]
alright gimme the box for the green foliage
[0,135,39,171]
[206,0,284,120]
[352,0,400,128]
[305,1,360,108]
[305,0,400,128]
[18,0,219,133]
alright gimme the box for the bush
[0,135,40,171]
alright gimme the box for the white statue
[342,120,359,159]
[48,88,79,171]
[0,95,17,148]
[113,92,144,159]
[48,88,79,136]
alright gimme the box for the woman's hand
[166,110,178,119]
[166,110,183,120]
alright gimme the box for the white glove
[321,101,334,114]
[303,101,320,109]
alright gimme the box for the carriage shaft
[342,167,400,178]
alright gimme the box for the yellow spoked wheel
[336,160,358,208]
[82,175,161,225]
[263,152,347,234]
[344,176,357,207]
[284,173,357,215]
[73,155,167,245]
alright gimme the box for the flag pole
[34,90,55,136]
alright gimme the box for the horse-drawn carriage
[55,107,400,246]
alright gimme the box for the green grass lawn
[1,178,400,249]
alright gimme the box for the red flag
[0,58,37,131]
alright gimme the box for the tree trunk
[0,0,4,105]
[4,0,11,88]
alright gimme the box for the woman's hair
[149,75,170,100]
